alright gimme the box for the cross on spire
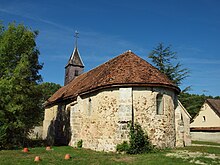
[74,30,79,48]
[65,30,84,85]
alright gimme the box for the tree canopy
[179,92,220,119]
[37,82,61,122]
[0,22,43,149]
[148,43,189,87]
[148,43,220,119]
[39,82,61,102]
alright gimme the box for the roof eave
[190,127,220,132]
[206,99,220,118]
[45,82,180,107]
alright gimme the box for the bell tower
[64,31,84,85]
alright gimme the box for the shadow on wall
[46,104,72,146]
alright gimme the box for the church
[42,37,191,151]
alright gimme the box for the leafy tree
[0,111,7,149]
[37,82,61,123]
[0,22,43,148]
[179,92,216,119]
[38,82,61,102]
[148,43,189,86]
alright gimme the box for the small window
[75,70,79,76]
[88,98,92,116]
[156,94,163,115]
[202,116,206,122]
[181,113,183,121]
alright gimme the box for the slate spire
[64,31,84,85]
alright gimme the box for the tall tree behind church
[148,43,189,87]
[0,22,43,149]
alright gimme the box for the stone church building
[43,44,191,151]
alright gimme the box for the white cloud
[0,5,74,32]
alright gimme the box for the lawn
[0,142,220,165]
[192,140,220,146]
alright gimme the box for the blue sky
[0,0,220,96]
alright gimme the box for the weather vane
[74,30,79,48]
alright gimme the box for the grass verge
[0,145,220,165]
[192,140,220,146]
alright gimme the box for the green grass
[192,140,220,146]
[0,145,220,165]
[180,145,220,155]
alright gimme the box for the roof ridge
[47,51,180,106]
[81,51,136,74]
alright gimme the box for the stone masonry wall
[175,102,191,147]
[43,104,71,145]
[69,86,177,151]
[42,105,58,140]
[175,106,184,147]
[133,87,176,148]
[70,88,123,151]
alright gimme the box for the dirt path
[166,148,220,165]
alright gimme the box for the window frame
[74,70,79,76]
[88,97,92,116]
[202,116,206,122]
[156,94,164,115]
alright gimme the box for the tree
[0,22,43,148]
[37,82,61,122]
[148,43,189,87]
[38,82,61,102]
[179,92,216,119]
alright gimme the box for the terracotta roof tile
[191,127,220,131]
[47,51,180,105]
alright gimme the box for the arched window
[156,94,163,115]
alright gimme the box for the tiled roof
[191,127,220,131]
[66,47,84,67]
[206,99,220,117]
[47,51,180,106]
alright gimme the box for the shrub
[77,139,83,148]
[0,125,7,150]
[27,139,47,148]
[128,123,152,154]
[116,141,129,153]
[116,122,152,154]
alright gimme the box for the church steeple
[64,31,84,85]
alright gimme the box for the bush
[0,125,7,150]
[77,139,83,148]
[26,139,47,148]
[128,123,152,154]
[116,141,129,153]
[116,122,152,154]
